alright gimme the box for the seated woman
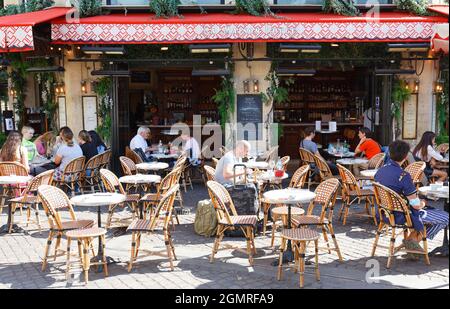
[53,127,83,181]
[88,130,107,154]
[299,127,338,175]
[78,130,98,162]
[353,127,381,176]
[413,131,448,183]
[0,131,30,173]
[34,131,55,157]
[375,140,448,256]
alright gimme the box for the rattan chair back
[313,154,332,179]
[405,161,426,184]
[61,156,85,183]
[100,169,126,195]
[204,165,216,182]
[280,156,290,171]
[368,153,385,169]
[206,180,237,224]
[308,178,340,222]
[38,184,76,230]
[99,150,112,169]
[337,163,360,196]
[149,184,179,231]
[119,156,137,176]
[372,182,413,227]
[289,165,310,189]
[0,161,28,176]
[299,148,316,166]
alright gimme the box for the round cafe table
[418,185,449,257]
[263,188,316,265]
[0,175,33,234]
[360,169,378,179]
[136,162,169,173]
[70,193,126,271]
[244,161,270,170]
[119,174,161,218]
[336,158,368,165]
[150,153,179,160]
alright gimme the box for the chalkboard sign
[237,94,263,141]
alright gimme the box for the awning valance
[51,12,448,45]
[0,7,72,53]
[432,23,449,54]
[428,5,449,16]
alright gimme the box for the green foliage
[436,68,449,138]
[391,79,411,137]
[436,135,449,145]
[234,0,273,16]
[212,77,235,129]
[261,70,293,106]
[149,0,182,18]
[94,77,112,145]
[0,131,6,148]
[395,0,429,16]
[322,0,360,17]
[78,0,102,18]
[36,71,58,130]
[0,0,53,16]
[0,3,25,16]
[7,54,29,129]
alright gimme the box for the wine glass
[268,160,275,174]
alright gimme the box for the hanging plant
[391,79,411,138]
[322,0,360,17]
[234,0,274,16]
[395,0,429,16]
[37,72,58,131]
[77,0,102,18]
[0,3,25,16]
[94,77,113,145]
[8,54,29,129]
[25,0,54,12]
[261,70,293,106]
[149,0,182,18]
[212,76,235,129]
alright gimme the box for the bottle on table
[158,140,163,154]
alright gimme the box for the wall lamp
[81,80,88,93]
[279,43,321,53]
[189,44,231,54]
[253,79,259,92]
[387,43,430,53]
[55,83,65,95]
[81,46,126,55]
[412,79,420,94]
[243,80,250,93]
[434,80,444,93]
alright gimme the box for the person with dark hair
[413,131,447,182]
[53,127,83,180]
[78,130,98,162]
[0,131,29,173]
[375,140,448,256]
[353,127,381,176]
[88,130,107,154]
[299,127,338,175]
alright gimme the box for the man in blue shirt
[375,140,448,249]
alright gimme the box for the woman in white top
[0,131,29,173]
[413,131,447,182]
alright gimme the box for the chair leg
[327,223,343,262]
[299,241,306,288]
[371,221,384,257]
[387,227,396,269]
[128,232,137,272]
[314,239,320,282]
[321,226,331,254]
[245,227,254,266]
[270,216,277,248]
[101,235,109,277]
[42,231,55,271]
[210,226,223,263]
[168,233,177,261]
[65,237,72,281]
[422,233,431,266]
[277,237,286,281]
[165,231,174,271]
[54,234,62,261]
[34,204,42,234]
[342,203,350,226]
[263,203,269,235]
[82,239,90,284]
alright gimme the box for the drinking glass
[268,160,275,173]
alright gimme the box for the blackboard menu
[237,94,263,140]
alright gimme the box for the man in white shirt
[180,132,201,166]
[130,126,152,155]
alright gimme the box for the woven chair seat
[219,215,257,227]
[60,220,94,231]
[356,175,373,181]
[292,215,329,226]
[281,228,320,241]
[66,227,106,238]
[125,194,140,202]
[271,206,305,217]
[127,219,152,232]
[9,195,39,204]
[140,193,158,203]
[348,189,374,197]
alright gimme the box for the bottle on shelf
[158,140,163,154]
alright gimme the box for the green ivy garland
[94,77,113,145]
[8,54,29,129]
[78,0,102,18]
[212,76,235,129]
[322,0,360,17]
[395,0,429,16]
[37,72,58,131]
[149,0,182,18]
[261,70,292,106]
[0,0,53,16]
[234,0,273,16]
[391,79,411,137]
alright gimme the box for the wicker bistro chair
[120,156,137,176]
[99,150,112,170]
[99,169,140,228]
[371,182,431,268]
[127,185,179,272]
[8,170,54,234]
[291,178,343,262]
[299,148,319,189]
[125,146,143,164]
[54,156,86,197]
[337,164,377,226]
[357,153,386,181]
[37,185,94,272]
[313,155,335,182]
[0,162,29,214]
[206,181,258,265]
[405,161,426,190]
[203,165,216,182]
[82,153,104,193]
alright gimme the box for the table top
[336,158,368,165]
[70,193,127,207]
[0,175,33,185]
[136,162,169,171]
[360,169,378,178]
[256,171,289,182]
[30,156,52,166]
[150,153,179,160]
[327,151,356,158]
[271,206,305,216]
[160,130,180,136]
[263,188,316,205]
[244,161,269,170]
[119,174,161,184]
[418,186,449,199]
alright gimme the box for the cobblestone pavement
[0,180,448,289]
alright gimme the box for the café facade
[0,0,449,168]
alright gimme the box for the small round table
[136,162,169,173]
[244,161,270,170]
[119,174,161,217]
[150,153,179,160]
[418,185,449,257]
[0,175,33,234]
[336,158,368,165]
[263,188,316,265]
[70,193,126,271]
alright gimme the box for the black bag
[224,164,259,237]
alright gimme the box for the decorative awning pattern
[0,7,72,52]
[51,12,448,45]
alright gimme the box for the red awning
[428,5,449,16]
[0,7,73,52]
[432,23,449,54]
[51,11,448,45]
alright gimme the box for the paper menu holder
[329,121,337,132]
[315,121,321,131]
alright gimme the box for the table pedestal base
[0,224,27,235]
[430,227,449,257]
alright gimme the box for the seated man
[353,127,381,176]
[215,140,251,186]
[300,127,338,175]
[180,131,201,166]
[374,140,448,255]
[130,126,153,162]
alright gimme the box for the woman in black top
[78,130,98,161]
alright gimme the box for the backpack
[194,199,218,237]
